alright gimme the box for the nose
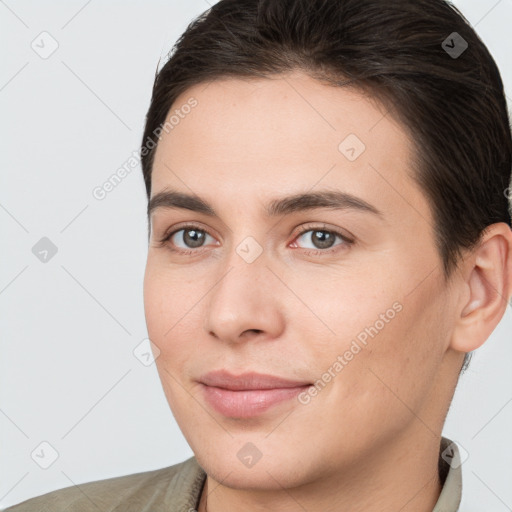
[202,248,286,346]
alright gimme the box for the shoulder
[2,456,206,512]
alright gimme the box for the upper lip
[199,370,310,390]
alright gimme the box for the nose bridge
[203,234,283,342]
[218,216,270,290]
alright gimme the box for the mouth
[198,370,312,418]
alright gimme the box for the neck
[198,428,443,512]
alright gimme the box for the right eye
[158,224,218,254]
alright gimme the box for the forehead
[150,71,426,223]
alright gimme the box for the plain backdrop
[1,0,511,510]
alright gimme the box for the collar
[433,437,463,511]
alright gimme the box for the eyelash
[156,223,355,257]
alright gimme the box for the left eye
[292,228,348,251]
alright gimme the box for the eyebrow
[147,189,382,219]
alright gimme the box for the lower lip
[200,384,310,418]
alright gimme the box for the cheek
[143,259,164,334]
[291,265,401,356]
[143,260,206,378]
[333,276,449,415]
[300,266,448,419]
[143,260,189,340]
[143,265,186,390]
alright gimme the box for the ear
[450,222,512,353]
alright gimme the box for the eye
[291,225,353,254]
[158,224,217,253]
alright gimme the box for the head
[142,0,512,493]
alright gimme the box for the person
[5,0,511,510]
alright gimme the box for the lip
[199,370,311,418]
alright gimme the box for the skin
[143,70,512,512]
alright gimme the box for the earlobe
[450,223,512,353]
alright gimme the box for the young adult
[6,0,511,510]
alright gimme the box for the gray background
[1,1,511,510]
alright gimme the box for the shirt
[2,437,462,511]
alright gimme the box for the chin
[191,437,324,491]
[198,455,304,490]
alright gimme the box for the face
[143,71,459,490]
